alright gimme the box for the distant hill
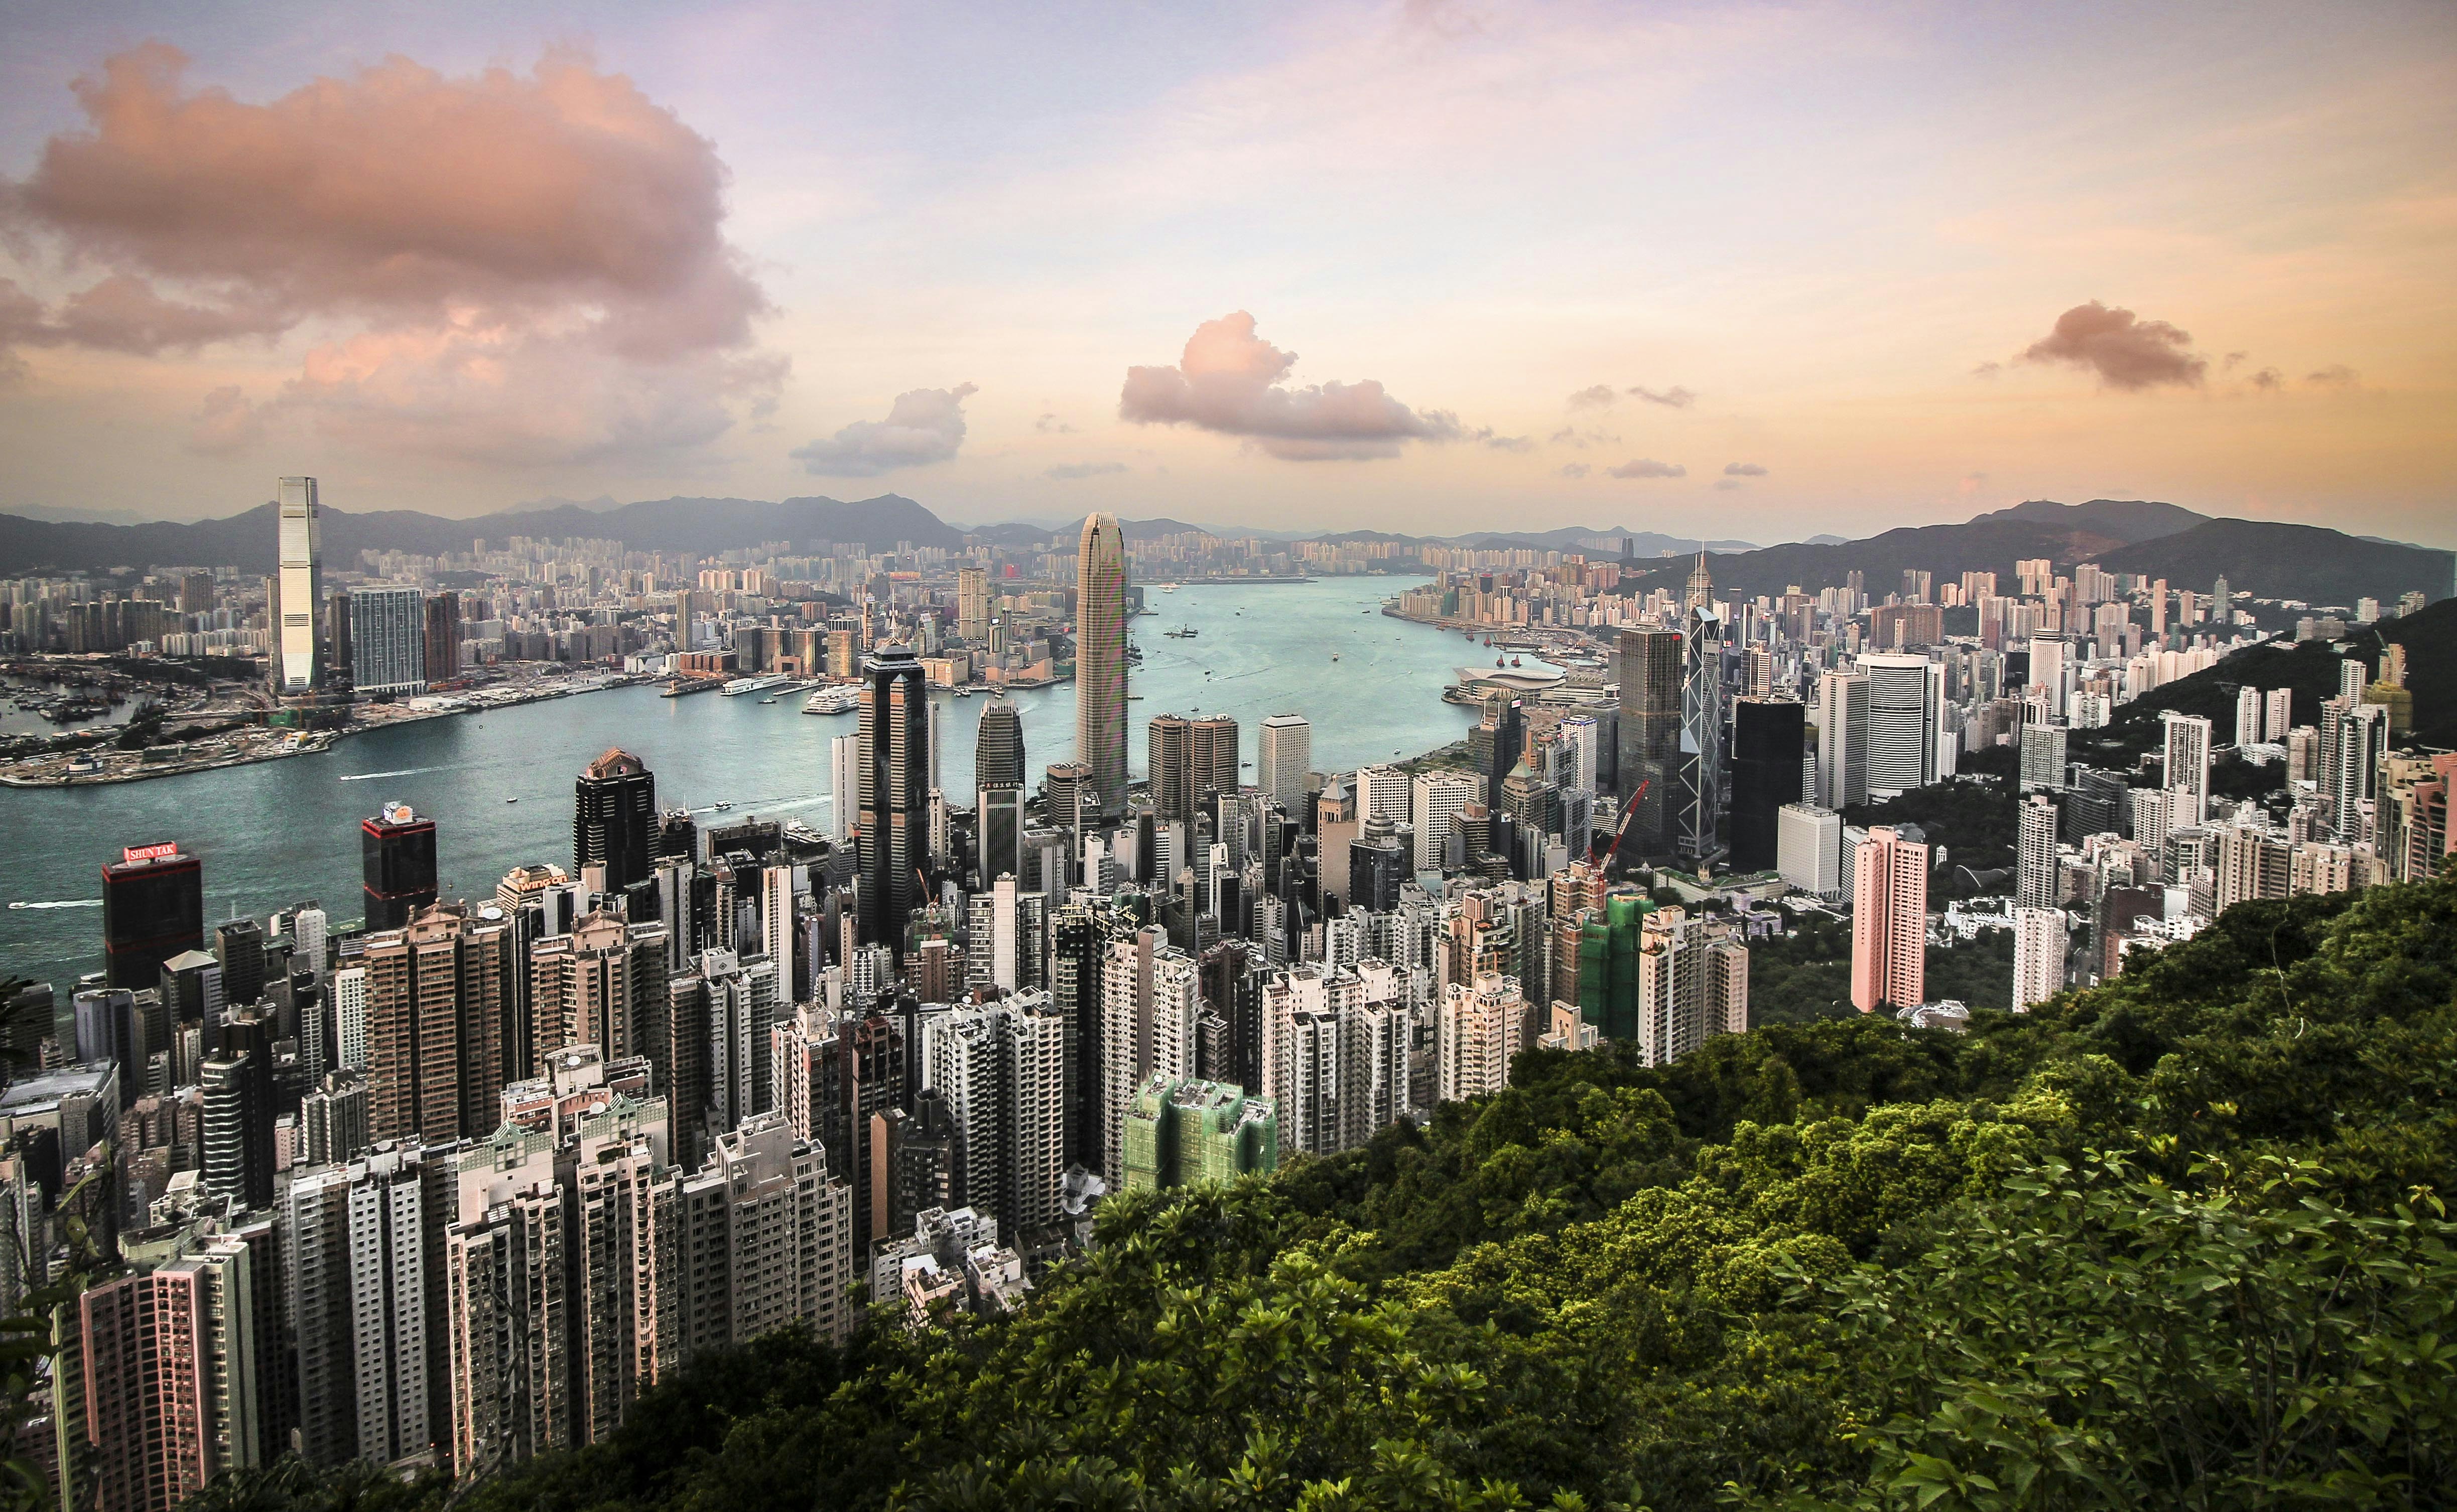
[1620,501,2450,608]
[0,494,962,575]
[2098,520,2453,610]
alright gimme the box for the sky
[0,0,2450,544]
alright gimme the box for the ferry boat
[720,675,788,697]
[1164,625,1198,638]
[802,685,860,716]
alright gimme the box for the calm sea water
[1,575,1481,986]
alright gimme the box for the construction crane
[1589,778,1650,879]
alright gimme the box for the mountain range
[1619,499,2452,609]
[0,493,2444,608]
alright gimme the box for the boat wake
[339,766,455,782]
[8,899,100,910]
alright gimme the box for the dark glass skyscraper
[101,843,203,990]
[1615,628,1682,860]
[1730,698,1806,872]
[361,800,438,931]
[574,748,658,894]
[858,647,931,953]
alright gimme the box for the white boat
[802,685,860,716]
[720,675,788,697]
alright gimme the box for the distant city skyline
[1,1,2449,545]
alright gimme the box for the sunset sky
[1,1,2449,543]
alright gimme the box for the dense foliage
[189,872,2457,1511]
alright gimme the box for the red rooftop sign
[120,843,180,864]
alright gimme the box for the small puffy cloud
[794,383,976,476]
[2019,301,2205,389]
[186,385,264,454]
[2223,350,2249,370]
[2248,367,2283,391]
[1045,461,1126,480]
[1723,462,1767,476]
[1566,384,1617,409]
[1119,311,1459,461]
[1472,428,1534,452]
[1606,458,1686,479]
[1034,413,1075,433]
[1548,425,1618,449]
[2305,364,2361,389]
[1628,384,1697,407]
[1558,462,1590,479]
[1,46,778,463]
[1970,361,2002,379]
[1713,478,1743,492]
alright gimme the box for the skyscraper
[1815,669,1870,810]
[275,476,323,695]
[829,732,858,845]
[102,843,203,991]
[1073,513,1129,818]
[2018,792,2060,910]
[347,586,427,697]
[2013,906,2066,1011]
[1675,554,1725,863]
[361,801,438,932]
[974,698,1025,794]
[1729,698,1804,872]
[858,646,931,952]
[2161,711,2213,827]
[574,749,659,895]
[422,593,461,684]
[1860,654,1945,797]
[1257,714,1311,813]
[1615,628,1682,857]
[1849,825,1928,1013]
[956,565,991,644]
[360,902,511,1143]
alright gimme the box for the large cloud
[1119,312,1461,461]
[0,45,778,461]
[2019,301,2205,390]
[794,384,977,476]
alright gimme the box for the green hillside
[172,871,2457,1512]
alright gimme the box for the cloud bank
[1046,461,1127,480]
[0,45,779,463]
[2019,301,2205,389]
[794,384,976,476]
[1120,311,1461,460]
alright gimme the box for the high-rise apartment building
[1257,714,1312,813]
[2018,792,2061,910]
[919,992,1066,1239]
[360,902,512,1144]
[285,1145,433,1468]
[361,801,438,932]
[2013,906,2067,1011]
[2161,711,2213,828]
[956,565,991,644]
[673,1111,856,1355]
[347,586,427,697]
[1849,826,1929,1013]
[1438,970,1522,1102]
[1098,935,1199,1174]
[858,646,931,952]
[1073,514,1129,817]
[526,910,666,1071]
[573,749,659,897]
[1120,1075,1278,1190]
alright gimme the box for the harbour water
[1,575,1478,985]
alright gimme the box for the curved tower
[1074,513,1129,818]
